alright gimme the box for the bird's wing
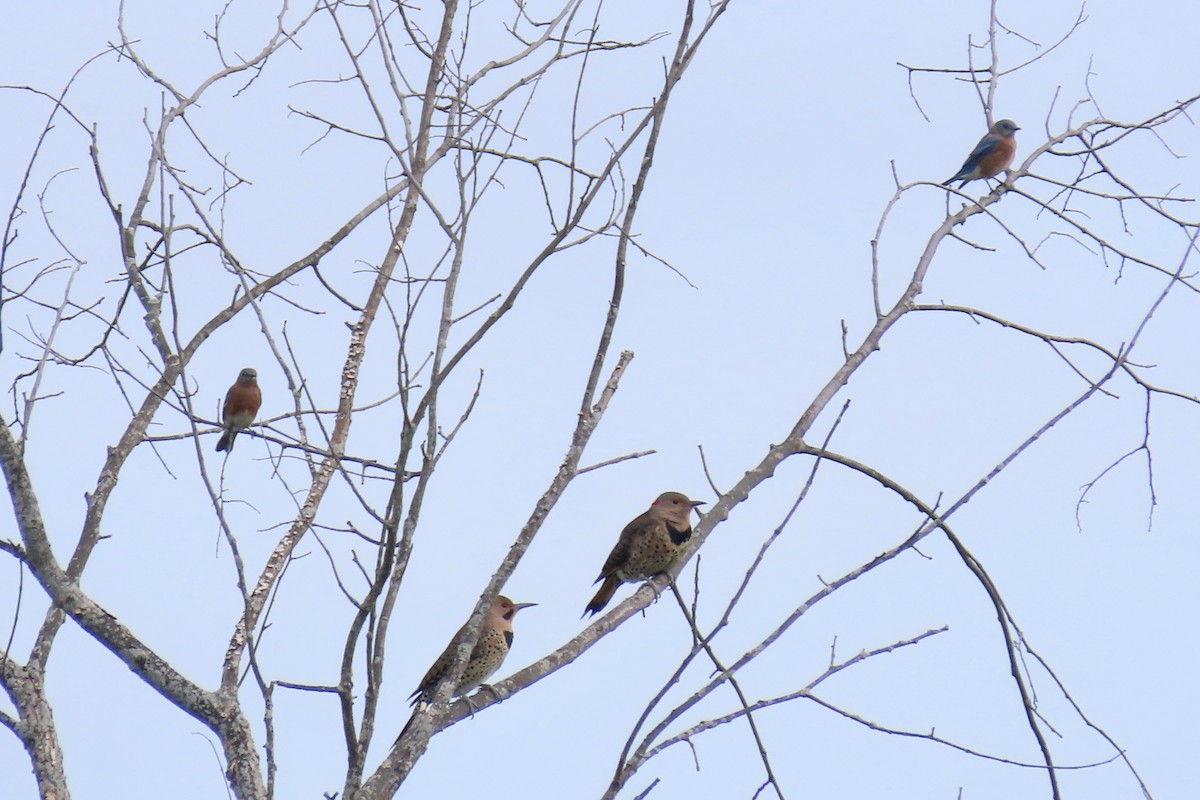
[961,133,1001,170]
[597,512,650,579]
[409,622,466,701]
[596,537,631,581]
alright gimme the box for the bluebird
[942,119,1020,188]
[215,367,262,452]
[583,491,705,617]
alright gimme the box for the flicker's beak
[690,500,706,508]
[512,602,538,613]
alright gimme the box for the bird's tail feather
[583,576,619,617]
[395,703,424,745]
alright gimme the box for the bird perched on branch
[583,491,705,617]
[408,595,536,707]
[942,118,1020,188]
[215,367,262,453]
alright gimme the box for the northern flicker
[215,367,262,452]
[583,491,705,617]
[408,595,536,706]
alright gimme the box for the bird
[215,367,262,453]
[408,595,536,706]
[942,118,1020,188]
[583,491,705,617]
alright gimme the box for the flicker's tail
[395,705,422,745]
[583,576,620,618]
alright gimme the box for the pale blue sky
[1,1,1197,798]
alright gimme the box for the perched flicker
[408,595,536,706]
[583,491,705,617]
